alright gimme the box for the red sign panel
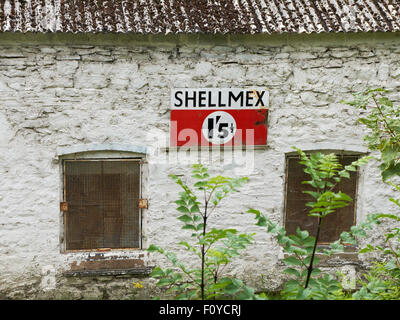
[170,88,268,147]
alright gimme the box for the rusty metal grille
[64,160,141,251]
[284,154,359,244]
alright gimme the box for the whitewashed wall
[0,33,399,299]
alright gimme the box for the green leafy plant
[352,261,400,300]
[343,88,400,299]
[351,182,400,300]
[148,164,260,300]
[343,88,400,181]
[248,148,373,300]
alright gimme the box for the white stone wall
[0,33,399,299]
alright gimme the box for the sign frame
[170,88,269,148]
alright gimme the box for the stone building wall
[0,33,399,299]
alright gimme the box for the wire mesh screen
[65,160,140,250]
[285,155,358,244]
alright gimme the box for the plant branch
[304,165,331,289]
[372,95,398,140]
[294,252,308,269]
[387,240,400,270]
[304,217,322,289]
[200,191,208,300]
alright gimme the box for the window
[284,153,359,244]
[63,159,141,251]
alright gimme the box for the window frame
[283,151,362,245]
[60,157,144,253]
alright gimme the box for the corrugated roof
[0,0,400,34]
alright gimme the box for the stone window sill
[280,245,361,267]
[64,266,154,277]
[63,254,154,277]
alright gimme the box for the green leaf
[222,281,241,295]
[177,215,192,223]
[182,224,197,231]
[157,277,173,286]
[283,256,303,267]
[339,170,350,179]
[311,268,321,277]
[296,228,309,240]
[177,206,189,213]
[193,215,202,222]
[192,174,204,179]
[150,266,164,277]
[174,200,187,206]
[344,165,356,172]
[194,181,208,188]
[147,244,162,253]
[190,205,200,213]
[284,268,301,278]
[247,208,261,214]
[296,288,312,300]
[303,191,321,199]
[303,256,320,266]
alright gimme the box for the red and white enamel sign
[170,88,268,147]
